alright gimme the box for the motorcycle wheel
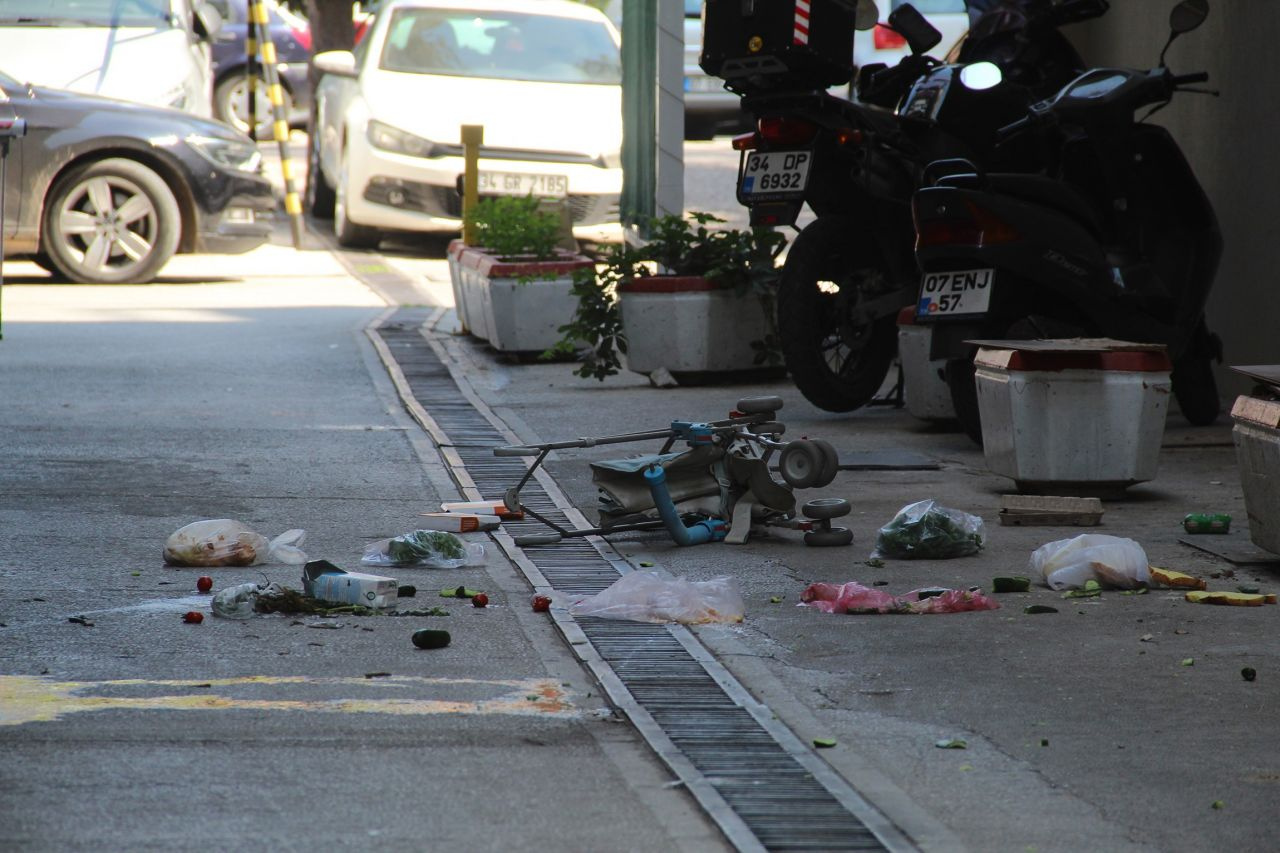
[946,358,984,447]
[777,217,900,413]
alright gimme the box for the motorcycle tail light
[757,116,819,146]
[835,127,864,146]
[873,25,907,50]
[915,200,1020,248]
[731,131,760,151]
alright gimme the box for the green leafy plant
[462,195,562,260]
[546,212,787,380]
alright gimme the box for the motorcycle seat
[984,173,1103,236]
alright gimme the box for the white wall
[1074,2,1280,395]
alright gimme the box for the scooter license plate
[739,150,812,201]
[916,269,995,319]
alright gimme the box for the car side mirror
[193,2,223,40]
[313,50,359,78]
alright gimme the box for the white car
[0,0,222,116]
[307,0,623,247]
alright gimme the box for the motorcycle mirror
[854,0,880,32]
[959,61,1003,90]
[886,3,942,55]
[1170,0,1209,34]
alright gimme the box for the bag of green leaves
[361,529,484,569]
[873,500,985,559]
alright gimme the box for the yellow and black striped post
[247,0,304,248]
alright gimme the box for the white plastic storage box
[973,339,1172,494]
[897,306,955,421]
[1231,393,1280,554]
[618,276,770,375]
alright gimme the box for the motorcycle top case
[700,0,856,92]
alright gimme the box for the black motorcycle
[700,0,1109,412]
[911,0,1220,441]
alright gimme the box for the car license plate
[739,150,811,201]
[478,171,568,198]
[916,269,994,318]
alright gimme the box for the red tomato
[196,576,213,593]
[531,595,551,612]
[183,611,204,624]
[471,593,489,608]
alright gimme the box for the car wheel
[334,152,380,249]
[40,158,181,284]
[305,125,335,218]
[214,73,291,140]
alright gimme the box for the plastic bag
[800,581,999,614]
[874,500,984,559]
[568,571,745,624]
[211,581,286,619]
[361,530,485,569]
[163,519,307,567]
[1029,533,1149,590]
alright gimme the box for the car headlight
[187,134,263,172]
[367,120,436,158]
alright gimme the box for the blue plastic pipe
[643,465,727,546]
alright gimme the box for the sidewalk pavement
[411,253,1279,852]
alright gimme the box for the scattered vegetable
[769,595,784,604]
[1185,591,1276,607]
[1211,800,1225,810]
[196,576,213,593]
[1150,566,1207,590]
[875,500,984,559]
[812,738,837,749]
[182,611,204,624]
[441,586,483,599]
[472,593,489,608]
[1181,658,1195,667]
[411,629,451,649]
[992,576,1031,593]
[386,530,466,565]
[398,585,417,598]
[531,595,551,612]
[935,738,967,749]
[1024,605,1059,614]
[1242,667,1257,682]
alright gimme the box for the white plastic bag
[1029,534,1150,590]
[568,571,745,624]
[163,519,307,567]
[361,530,485,569]
[211,581,286,619]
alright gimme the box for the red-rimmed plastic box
[973,339,1172,495]
[1230,386,1280,554]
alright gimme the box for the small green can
[1183,513,1231,534]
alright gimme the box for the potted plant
[447,195,593,352]
[549,212,787,381]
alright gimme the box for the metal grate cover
[373,309,908,852]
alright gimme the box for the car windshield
[0,0,173,26]
[379,8,620,85]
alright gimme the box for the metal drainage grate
[373,309,907,852]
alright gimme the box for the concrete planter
[617,275,771,376]
[1231,394,1280,554]
[448,240,593,352]
[974,340,1172,495]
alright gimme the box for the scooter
[699,0,1109,413]
[911,0,1221,442]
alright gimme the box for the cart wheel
[503,488,522,513]
[514,533,563,547]
[811,439,840,487]
[804,527,854,547]
[736,395,784,415]
[802,498,851,520]
[779,439,825,489]
[751,421,786,436]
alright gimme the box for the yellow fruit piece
[1184,591,1275,607]
[1150,566,1207,590]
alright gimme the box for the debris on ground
[1024,605,1059,614]
[196,576,213,592]
[812,738,837,749]
[182,611,204,624]
[1030,534,1148,590]
[1184,591,1276,607]
[1242,667,1257,682]
[1181,658,1195,666]
[1183,513,1231,534]
[302,560,397,609]
[769,595,784,604]
[471,593,489,608]
[991,576,1031,593]
[532,595,552,612]
[212,581,285,619]
[362,529,484,569]
[163,519,307,567]
[935,738,967,749]
[1063,579,1103,599]
[440,586,484,599]
[67,615,94,626]
[1150,566,1207,590]
[800,582,998,615]
[999,494,1103,527]
[411,628,451,649]
[874,500,984,559]
[569,571,745,624]
[398,585,417,598]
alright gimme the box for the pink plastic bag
[800,581,999,615]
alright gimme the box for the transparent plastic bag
[1029,534,1150,590]
[163,519,307,567]
[361,529,485,569]
[568,571,745,624]
[873,500,985,559]
[211,581,286,619]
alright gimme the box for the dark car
[0,70,275,284]
[208,0,312,134]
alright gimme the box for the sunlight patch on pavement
[0,674,578,726]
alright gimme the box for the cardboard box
[301,560,398,609]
